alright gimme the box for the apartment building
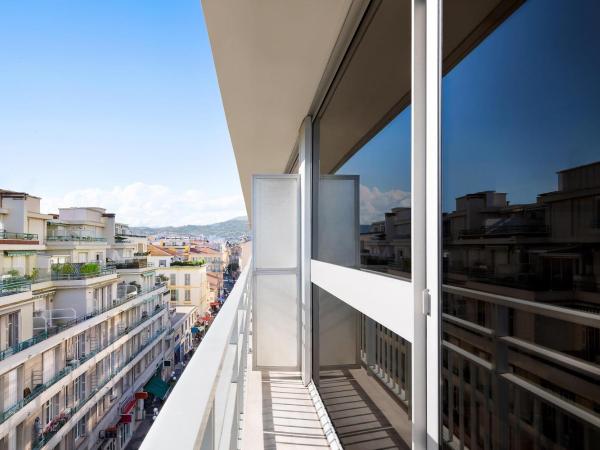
[146,245,174,268]
[0,197,171,450]
[149,239,189,262]
[163,306,198,371]
[156,262,209,313]
[206,273,223,302]
[188,246,224,273]
[143,1,600,450]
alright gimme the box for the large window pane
[441,1,600,449]
[316,0,412,279]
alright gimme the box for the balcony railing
[46,236,107,243]
[0,231,39,241]
[0,276,32,297]
[0,303,167,426]
[50,263,115,280]
[0,282,167,362]
[112,259,153,269]
[458,224,549,238]
[32,327,167,450]
[141,260,252,450]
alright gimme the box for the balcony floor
[242,369,331,449]
[318,368,411,450]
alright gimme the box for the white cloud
[41,182,246,227]
[359,184,411,225]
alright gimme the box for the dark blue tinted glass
[442,0,600,448]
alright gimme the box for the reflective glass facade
[441,0,600,448]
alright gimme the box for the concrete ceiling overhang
[201,0,353,216]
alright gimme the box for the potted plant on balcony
[27,267,40,282]
[80,262,100,275]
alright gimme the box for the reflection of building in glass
[441,161,600,449]
[361,206,412,277]
[444,161,600,301]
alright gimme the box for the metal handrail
[141,260,252,450]
[458,224,549,237]
[0,304,167,425]
[32,327,167,449]
[0,283,167,361]
[0,276,32,297]
[0,231,39,240]
[46,236,107,242]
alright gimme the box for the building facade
[156,264,209,313]
[0,195,171,450]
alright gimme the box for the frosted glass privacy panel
[317,175,359,267]
[253,176,299,270]
[316,287,358,366]
[255,273,298,368]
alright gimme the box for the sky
[0,0,245,227]
[335,0,600,224]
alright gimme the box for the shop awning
[210,302,219,307]
[122,398,137,414]
[144,376,170,400]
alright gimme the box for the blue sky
[0,0,244,226]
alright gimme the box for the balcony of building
[0,231,40,244]
[144,266,413,450]
[30,327,167,450]
[0,275,32,297]
[112,258,153,270]
[46,262,115,282]
[0,281,167,364]
[0,301,168,434]
[46,235,107,243]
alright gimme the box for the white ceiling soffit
[201,0,353,215]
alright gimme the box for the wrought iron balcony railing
[0,305,167,426]
[0,283,167,362]
[0,276,32,297]
[32,327,167,449]
[46,236,107,243]
[0,231,39,241]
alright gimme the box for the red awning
[122,398,137,414]
[119,414,133,424]
[210,302,219,307]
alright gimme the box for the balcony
[0,302,167,427]
[0,231,39,243]
[32,327,167,450]
[112,258,153,269]
[0,282,167,362]
[141,260,335,450]
[50,262,115,280]
[0,276,31,297]
[46,235,107,243]
[458,224,549,238]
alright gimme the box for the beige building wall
[157,265,210,313]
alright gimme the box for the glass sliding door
[441,1,600,449]
[311,0,414,448]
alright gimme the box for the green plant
[80,263,100,275]
[60,263,75,275]
[171,260,204,267]
[7,268,20,277]
[28,267,40,281]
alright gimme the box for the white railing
[141,259,252,450]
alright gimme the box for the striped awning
[4,250,37,256]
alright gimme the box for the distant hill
[131,216,249,241]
